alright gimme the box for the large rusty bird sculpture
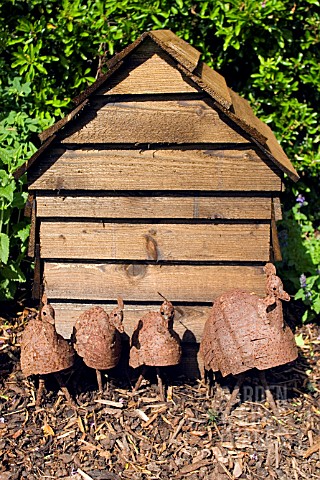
[200,263,298,415]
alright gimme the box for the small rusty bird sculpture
[129,294,181,400]
[20,294,75,407]
[73,298,124,393]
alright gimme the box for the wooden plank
[229,89,269,145]
[229,89,299,182]
[29,148,282,191]
[272,197,283,222]
[36,196,272,220]
[32,244,41,300]
[40,222,270,262]
[27,198,36,258]
[44,263,266,302]
[189,61,232,109]
[149,30,201,72]
[48,301,211,342]
[98,41,199,95]
[24,193,34,218]
[60,98,248,144]
[271,199,282,262]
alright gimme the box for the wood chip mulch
[0,308,319,480]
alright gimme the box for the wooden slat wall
[29,51,284,346]
[43,263,266,302]
[36,196,272,219]
[50,302,211,342]
[40,222,270,262]
[29,148,281,191]
[60,98,248,144]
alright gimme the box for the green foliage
[0,0,319,320]
[0,77,50,300]
[207,408,219,425]
[279,197,320,322]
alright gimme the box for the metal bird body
[21,299,74,377]
[73,298,124,392]
[130,299,181,369]
[74,305,123,370]
[200,263,297,377]
[20,295,75,406]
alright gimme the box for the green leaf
[1,263,26,282]
[295,333,305,347]
[0,185,14,203]
[0,233,9,264]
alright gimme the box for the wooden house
[15,30,299,347]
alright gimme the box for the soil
[0,306,319,480]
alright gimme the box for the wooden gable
[16,30,299,346]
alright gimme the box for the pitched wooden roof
[14,29,299,181]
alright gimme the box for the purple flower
[299,274,307,288]
[296,194,306,206]
[261,1,266,7]
[250,452,259,461]
[306,291,312,299]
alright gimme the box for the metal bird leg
[259,370,279,416]
[96,369,103,394]
[156,367,165,401]
[133,366,165,401]
[54,372,76,409]
[224,373,245,416]
[36,376,45,407]
[133,366,148,392]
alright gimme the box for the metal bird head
[266,275,290,302]
[39,293,55,325]
[109,297,124,333]
[158,293,175,323]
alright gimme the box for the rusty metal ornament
[73,298,124,392]
[20,295,74,377]
[129,299,181,369]
[200,263,298,377]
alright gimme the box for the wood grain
[229,89,299,182]
[28,198,36,258]
[32,245,41,300]
[40,222,270,262]
[149,30,201,72]
[98,41,199,95]
[36,195,272,219]
[271,199,282,262]
[49,301,211,342]
[29,148,281,191]
[272,197,283,222]
[192,61,232,109]
[60,98,248,144]
[43,263,266,302]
